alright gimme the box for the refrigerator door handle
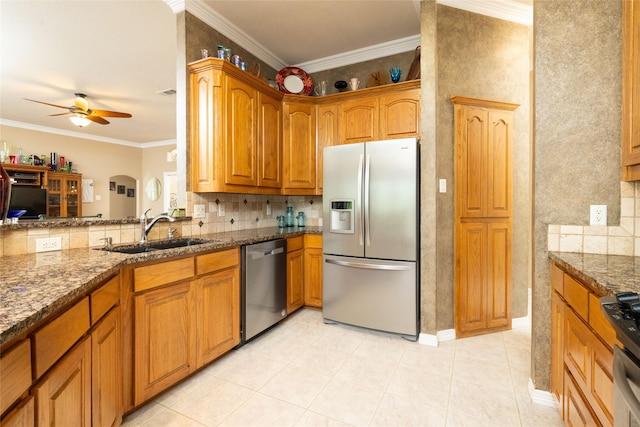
[357,153,364,246]
[325,258,412,271]
[364,153,371,247]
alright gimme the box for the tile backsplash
[0,193,322,257]
[548,181,639,256]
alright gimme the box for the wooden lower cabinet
[34,336,92,426]
[196,267,240,366]
[134,280,197,405]
[304,235,323,307]
[551,289,565,409]
[551,261,616,427]
[92,307,122,427]
[286,236,305,313]
[132,249,241,405]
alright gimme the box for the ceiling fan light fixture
[69,113,91,127]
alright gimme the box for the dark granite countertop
[0,226,321,346]
[549,251,640,296]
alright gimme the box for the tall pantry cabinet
[452,96,518,338]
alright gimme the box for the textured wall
[434,5,531,330]
[532,0,622,390]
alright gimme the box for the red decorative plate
[275,66,313,95]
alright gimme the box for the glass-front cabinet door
[47,172,82,218]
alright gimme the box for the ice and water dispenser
[329,200,354,234]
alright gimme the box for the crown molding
[186,1,287,71]
[296,35,421,73]
[438,0,532,26]
[0,119,176,149]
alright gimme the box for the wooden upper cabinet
[317,103,339,191]
[623,0,640,181]
[258,93,282,189]
[188,59,283,194]
[226,76,257,187]
[379,88,420,140]
[338,96,379,144]
[282,99,316,193]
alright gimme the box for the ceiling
[0,0,531,147]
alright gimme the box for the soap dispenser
[285,206,294,227]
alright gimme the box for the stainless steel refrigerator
[322,137,419,340]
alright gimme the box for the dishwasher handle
[249,246,284,260]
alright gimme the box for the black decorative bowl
[334,80,348,92]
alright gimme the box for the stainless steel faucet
[140,209,175,244]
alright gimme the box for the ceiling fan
[24,93,132,127]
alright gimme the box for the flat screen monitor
[8,186,47,219]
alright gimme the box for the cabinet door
[64,174,81,217]
[486,221,511,329]
[47,175,62,217]
[1,396,34,427]
[317,103,339,192]
[564,306,591,392]
[455,222,487,336]
[486,110,512,218]
[379,89,420,140]
[551,290,565,409]
[589,334,614,427]
[226,76,257,186]
[258,92,282,188]
[283,101,316,191]
[287,248,304,313]
[564,369,599,427]
[339,97,378,144]
[92,307,122,427]
[196,267,240,366]
[34,337,91,427]
[622,0,640,180]
[134,281,196,405]
[304,246,323,308]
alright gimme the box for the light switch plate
[218,204,225,216]
[36,237,62,253]
[193,204,205,218]
[439,179,447,193]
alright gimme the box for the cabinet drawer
[196,248,239,275]
[564,274,590,320]
[588,293,618,349]
[0,340,32,415]
[32,297,90,379]
[287,236,304,252]
[91,274,120,325]
[134,257,194,292]
[304,234,322,249]
[550,262,564,295]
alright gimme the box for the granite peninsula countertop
[549,251,640,296]
[0,226,321,346]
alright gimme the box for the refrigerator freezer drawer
[323,255,418,338]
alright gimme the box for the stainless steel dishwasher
[240,239,287,345]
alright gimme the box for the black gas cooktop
[601,292,640,357]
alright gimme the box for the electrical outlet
[266,204,271,215]
[36,237,62,253]
[193,204,206,218]
[218,203,225,217]
[590,204,607,226]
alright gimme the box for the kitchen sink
[103,238,212,254]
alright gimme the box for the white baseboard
[418,328,456,347]
[528,378,559,408]
[512,316,530,329]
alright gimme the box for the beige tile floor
[122,308,564,427]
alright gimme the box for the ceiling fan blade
[23,98,71,110]
[49,112,72,117]
[90,109,132,118]
[86,115,110,125]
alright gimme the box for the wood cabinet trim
[133,257,195,293]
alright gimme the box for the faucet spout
[140,212,175,244]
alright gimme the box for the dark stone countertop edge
[548,251,640,296]
[0,215,193,230]
[0,226,321,347]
